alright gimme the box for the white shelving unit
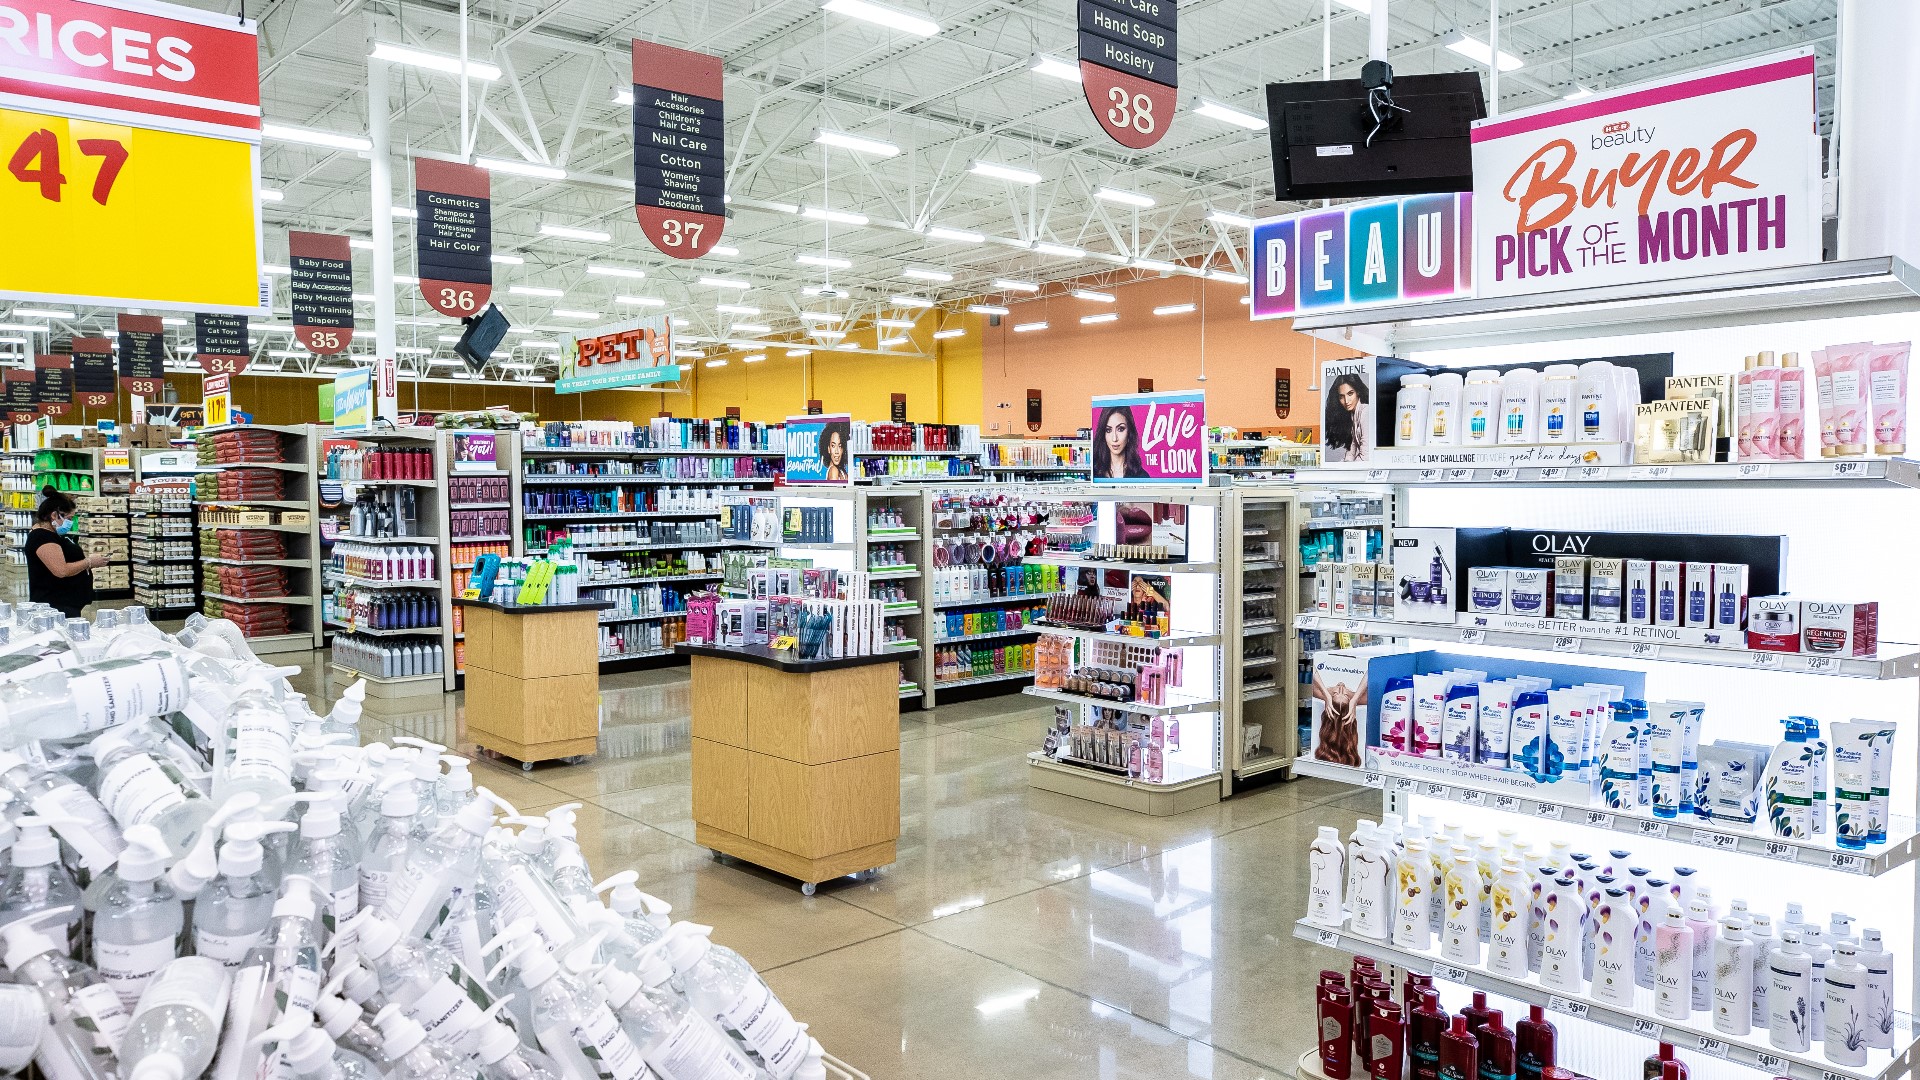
[129,449,199,616]
[981,438,1090,481]
[326,428,451,697]
[1228,487,1297,783]
[193,424,323,656]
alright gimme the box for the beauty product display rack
[860,488,929,701]
[980,438,1092,481]
[850,422,985,482]
[192,423,323,655]
[1228,487,1299,783]
[1209,437,1319,478]
[325,428,451,697]
[921,484,1060,704]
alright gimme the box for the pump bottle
[659,923,810,1079]
[118,956,232,1080]
[93,825,185,1009]
[0,907,131,1079]
[0,816,84,952]
[370,1005,469,1080]
[1712,918,1755,1035]
[193,820,296,967]
[1768,929,1814,1052]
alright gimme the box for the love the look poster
[1089,390,1205,484]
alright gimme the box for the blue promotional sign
[1250,192,1474,321]
[782,412,853,485]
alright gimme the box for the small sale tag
[1435,964,1470,984]
[1494,795,1520,813]
[1638,820,1670,838]
[1537,468,1566,481]
[1362,771,1384,789]
[1737,462,1771,479]
[1442,468,1474,483]
[1695,1036,1728,1058]
[1633,1019,1662,1038]
[1750,651,1781,668]
[1457,790,1486,807]
[1552,636,1580,653]
[1630,642,1660,659]
[1833,461,1867,477]
[1460,628,1488,645]
[1366,469,1390,482]
[1586,811,1616,829]
[1693,831,1739,851]
[1829,852,1865,873]
[1317,929,1340,947]
[1547,996,1588,1019]
[1490,468,1518,481]
[1763,842,1796,861]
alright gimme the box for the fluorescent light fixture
[392,206,418,218]
[1030,54,1081,82]
[509,285,564,298]
[672,349,702,359]
[614,89,634,106]
[1206,210,1256,229]
[1445,33,1524,71]
[802,206,869,226]
[813,130,899,157]
[715,304,760,316]
[1071,289,1114,303]
[260,188,284,202]
[1564,85,1594,100]
[1332,0,1371,10]
[969,160,1041,184]
[478,157,567,181]
[933,328,964,340]
[246,323,291,332]
[261,123,372,152]
[501,361,537,370]
[786,348,812,357]
[268,349,308,358]
[1094,187,1153,208]
[731,323,771,334]
[1034,242,1084,258]
[799,312,842,323]
[877,336,909,347]
[835,342,860,351]
[796,253,853,270]
[1207,270,1249,284]
[370,42,501,80]
[1153,303,1196,316]
[1080,312,1118,325]
[263,265,291,275]
[699,276,751,289]
[351,330,374,338]
[875,318,916,328]
[967,304,1009,315]
[395,275,419,285]
[14,308,72,319]
[348,239,374,250]
[0,333,33,342]
[742,353,767,363]
[394,346,432,355]
[1132,258,1179,273]
[1192,98,1269,131]
[902,268,952,282]
[993,278,1039,293]
[708,245,740,257]
[490,254,525,265]
[820,0,938,37]
[888,296,934,309]
[552,309,601,320]
[1011,321,1047,333]
[616,295,666,306]
[520,340,562,350]
[926,226,985,243]
[812,330,847,341]
[437,335,463,343]
[586,264,646,279]
[704,359,728,368]
[540,223,610,243]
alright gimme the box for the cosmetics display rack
[1294,487,1394,760]
[920,485,1066,704]
[1,449,33,565]
[1209,438,1319,478]
[981,438,1092,481]
[128,460,199,616]
[323,427,452,697]
[191,424,324,655]
[1229,488,1299,782]
[1285,265,1920,1080]
[1022,485,1228,815]
[847,422,984,483]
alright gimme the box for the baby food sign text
[1471,49,1819,297]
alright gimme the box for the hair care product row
[1306,817,1896,1063]
[1396,362,1640,449]
[333,542,436,583]
[1813,343,1910,458]
[934,602,1046,643]
[1317,959,1550,1080]
[333,634,445,678]
[931,564,1062,606]
[933,642,1033,684]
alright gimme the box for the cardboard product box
[1309,645,1411,766]
[1329,563,1354,619]
[1683,562,1715,628]
[280,511,311,527]
[1391,527,1509,624]
[52,435,81,448]
[1586,558,1625,623]
[1624,560,1653,624]
[1468,567,1509,616]
[1654,561,1684,627]
[78,431,108,447]
[1349,562,1378,620]
[1801,601,1878,657]
[1552,557,1588,619]
[1508,568,1552,618]
[1746,597,1801,652]
[1501,529,1787,598]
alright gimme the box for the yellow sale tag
[0,106,258,309]
[203,391,230,427]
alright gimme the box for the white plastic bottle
[1655,907,1694,1021]
[1392,838,1432,951]
[1499,368,1542,444]
[1461,370,1502,447]
[1487,858,1530,977]
[1575,361,1620,442]
[1540,365,1580,443]
[561,939,760,1080]
[0,983,47,1076]
[0,908,131,1075]
[1395,375,1432,447]
[1425,372,1465,446]
[286,797,362,958]
[1539,872,1587,993]
[1440,854,1482,965]
[94,825,185,1009]
[369,1006,467,1080]
[361,777,421,916]
[1713,918,1755,1036]
[660,923,810,1079]
[1823,942,1869,1065]
[215,684,295,805]
[1589,887,1637,1006]
[0,652,191,747]
[0,752,124,872]
[263,881,324,1024]
[1348,830,1392,941]
[1344,820,1378,917]
[89,724,212,851]
[1806,924,1832,1035]
[118,956,232,1080]
[1306,827,1344,926]
[1769,929,1814,1052]
[351,912,485,1046]
[0,817,84,951]
[193,821,295,968]
[1748,912,1775,1031]
[591,872,673,952]
[1686,896,1719,1013]
[487,936,647,1080]
[1860,928,1894,1050]
[468,1000,565,1080]
[379,792,503,939]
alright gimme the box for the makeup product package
[1712,563,1749,631]
[1634,399,1719,464]
[1507,569,1551,619]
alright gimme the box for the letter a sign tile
[1078,0,1177,149]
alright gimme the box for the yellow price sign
[0,106,259,309]
[203,390,230,427]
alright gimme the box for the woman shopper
[26,487,104,618]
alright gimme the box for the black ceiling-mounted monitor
[1264,72,1486,200]
[454,304,511,373]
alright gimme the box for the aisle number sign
[0,0,263,312]
[1078,0,1176,149]
[631,39,726,260]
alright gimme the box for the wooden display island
[458,599,613,769]
[677,642,907,895]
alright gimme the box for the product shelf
[883,601,921,614]
[527,541,735,555]
[1290,919,1919,1080]
[203,522,313,534]
[337,534,442,544]
[332,624,444,638]
[193,499,310,509]
[204,591,311,606]
[203,557,313,568]
[1032,624,1221,648]
[866,567,918,579]
[1290,756,1917,876]
[450,502,513,511]
[337,575,441,590]
[934,592,1065,611]
[1021,686,1218,716]
[1025,553,1220,573]
[931,626,1043,645]
[1293,614,1920,679]
[866,528,919,538]
[194,461,310,472]
[578,573,723,589]
[936,669,1036,690]
[521,511,707,522]
[520,446,784,457]
[1295,459,1919,488]
[520,476,777,486]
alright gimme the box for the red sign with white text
[0,0,260,137]
[289,231,354,355]
[631,39,724,260]
[414,158,491,317]
[1078,0,1176,149]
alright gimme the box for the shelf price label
[1365,469,1390,482]
[1693,831,1739,851]
[1490,468,1519,481]
[1547,996,1588,1019]
[1536,803,1564,821]
[1763,841,1797,862]
[1754,1054,1783,1072]
[1805,656,1835,672]
[1631,465,1674,480]
[1629,642,1661,659]
[1829,852,1865,873]
[1737,463,1771,479]
[1585,811,1615,829]
[1361,771,1384,789]
[1442,468,1474,483]
[1695,1036,1728,1058]
[631,40,728,259]
[1417,468,1442,483]
[1316,929,1340,947]
[1493,795,1520,813]
[1457,790,1486,807]
[1434,964,1470,984]
[1832,461,1868,477]
[1422,782,1448,799]
[1394,777,1417,793]
[1538,468,1566,480]
[1460,628,1488,645]
[1750,651,1781,668]
[1638,820,1670,838]
[1578,466,1608,480]
[1633,1019,1662,1038]
[1552,636,1581,653]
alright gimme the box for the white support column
[368,54,397,367]
[1487,0,1500,116]
[1837,0,1920,264]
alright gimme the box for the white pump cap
[299,794,345,840]
[372,1004,428,1059]
[167,791,262,897]
[220,821,297,878]
[593,872,672,929]
[273,878,319,923]
[658,922,716,973]
[509,818,548,856]
[329,682,366,727]
[484,933,559,988]
[128,1052,189,1080]
[1831,912,1856,936]
[561,932,643,1012]
[347,912,402,961]
[1834,941,1861,966]
[439,756,472,795]
[322,964,380,1008]
[116,825,171,883]
[0,906,74,969]
[280,1026,339,1080]
[1863,927,1884,950]
[470,998,526,1066]
[377,773,418,819]
[793,1034,825,1080]
[451,788,511,837]
[1316,826,1341,844]
[11,816,58,868]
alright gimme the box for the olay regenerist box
[1801,601,1879,657]
[1746,597,1800,652]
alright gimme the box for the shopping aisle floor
[285,656,1370,1080]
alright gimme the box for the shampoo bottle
[1499,369,1542,445]
[1462,371,1502,447]
[1824,942,1869,1066]
[1540,366,1579,444]
[1347,821,1380,915]
[1397,377,1433,448]
[1514,1007,1554,1080]
[1575,361,1620,442]
[1751,351,1782,459]
[1426,373,1465,446]
[1778,353,1807,460]
[1320,986,1354,1080]
[1368,1001,1405,1080]
[1655,907,1694,1021]
[1713,919,1755,1035]
[1768,930,1814,1052]
[1475,1011,1515,1080]
[1309,827,1346,927]
[1438,1016,1477,1080]
[1860,928,1894,1051]
[1736,355,1757,458]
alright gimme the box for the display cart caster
[522,761,535,772]
[800,882,817,897]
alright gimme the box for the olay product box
[1586,558,1625,623]
[1552,557,1587,619]
[1501,530,1787,599]
[1468,567,1509,616]
[1746,597,1801,652]
[1801,601,1878,657]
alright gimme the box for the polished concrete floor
[280,655,1368,1080]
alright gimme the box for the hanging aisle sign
[116,314,164,395]
[1472,48,1820,298]
[4,370,35,423]
[1078,0,1176,149]
[414,159,491,317]
[70,336,114,406]
[0,0,262,312]
[288,231,354,354]
[195,312,249,375]
[33,355,71,416]
[631,40,726,259]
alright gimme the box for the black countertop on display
[675,642,917,673]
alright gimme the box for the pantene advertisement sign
[1471,49,1819,297]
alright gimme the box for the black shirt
[25,527,92,618]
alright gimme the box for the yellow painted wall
[686,313,985,425]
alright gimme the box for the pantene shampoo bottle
[1713,919,1755,1036]
[1540,366,1580,444]
[1426,373,1465,446]
[1655,908,1694,1021]
[1499,369,1542,445]
[1462,371,1502,447]
[1309,827,1346,927]
[1823,942,1869,1066]
[1398,377,1433,448]
[1768,930,1814,1052]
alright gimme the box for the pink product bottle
[1749,351,1781,459]
[1776,353,1807,461]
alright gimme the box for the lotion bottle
[1590,887,1637,1006]
[1751,351,1783,458]
[1308,827,1345,927]
[1538,873,1587,993]
[1824,942,1869,1066]
[1859,928,1894,1050]
[1768,929,1813,1052]
[1350,833,1393,941]
[1713,918,1755,1035]
[1347,821,1380,915]
[1487,858,1530,977]
[1655,907,1694,1021]
[1685,896,1718,1013]
[1440,855,1482,965]
[1393,839,1433,951]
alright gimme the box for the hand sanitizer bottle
[369,1006,467,1080]
[468,1000,566,1080]
[0,817,84,953]
[1,907,131,1077]
[660,923,810,1079]
[193,820,296,968]
[286,796,363,959]
[561,935,761,1080]
[119,958,231,1080]
[93,825,185,1009]
[485,934,648,1080]
[89,723,212,850]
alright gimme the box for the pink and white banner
[1090,390,1206,484]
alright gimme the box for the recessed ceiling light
[1071,289,1114,303]
[509,285,564,298]
[1030,54,1081,82]
[967,304,1009,315]
[796,253,853,269]
[1192,98,1269,131]
[875,318,916,328]
[1080,312,1118,325]
[933,328,964,339]
[1445,32,1525,71]
[1153,303,1196,316]
[490,254,525,265]
[814,130,900,157]
[1206,210,1256,229]
[1034,242,1084,258]
[1094,187,1153,208]
[820,0,939,37]
[802,206,869,226]
[540,223,610,243]
[835,342,860,351]
[437,335,463,343]
[1012,321,1047,333]
[715,304,760,316]
[395,346,432,355]
[586,265,646,279]
[926,226,985,243]
[477,156,567,180]
[519,340,562,349]
[699,277,751,289]
[993,278,1039,293]
[888,296,934,309]
[969,160,1041,184]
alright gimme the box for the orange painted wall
[978,276,1356,439]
